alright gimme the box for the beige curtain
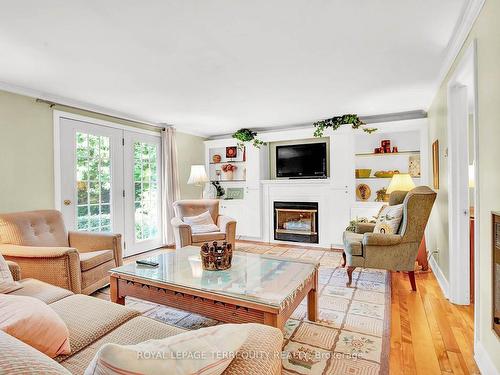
[161,127,180,245]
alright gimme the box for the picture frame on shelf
[225,146,237,159]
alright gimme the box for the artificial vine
[232,128,266,149]
[313,114,377,137]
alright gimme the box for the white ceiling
[0,0,466,136]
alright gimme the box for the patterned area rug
[95,244,391,375]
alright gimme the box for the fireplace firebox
[274,201,318,244]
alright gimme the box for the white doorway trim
[446,40,480,339]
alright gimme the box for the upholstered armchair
[342,186,436,290]
[0,210,122,295]
[171,199,236,249]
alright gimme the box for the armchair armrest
[217,215,236,248]
[6,260,21,281]
[355,222,376,234]
[171,217,192,248]
[217,215,236,234]
[362,233,403,246]
[0,244,82,293]
[69,231,123,266]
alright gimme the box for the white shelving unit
[351,120,429,219]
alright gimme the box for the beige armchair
[171,199,236,249]
[0,210,122,295]
[342,186,436,291]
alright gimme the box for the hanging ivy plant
[313,114,377,137]
[232,128,266,149]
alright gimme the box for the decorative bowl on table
[200,241,233,271]
[355,169,372,178]
[374,170,400,178]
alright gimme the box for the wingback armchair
[0,210,122,295]
[342,186,436,290]
[171,199,236,249]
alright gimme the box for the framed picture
[432,140,439,189]
[226,146,237,159]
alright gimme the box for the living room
[0,1,499,374]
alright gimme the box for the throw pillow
[0,294,71,358]
[0,254,22,294]
[183,210,215,226]
[373,204,404,234]
[85,323,250,375]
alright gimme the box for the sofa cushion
[84,323,251,375]
[0,253,21,293]
[0,330,71,374]
[61,316,185,374]
[9,278,73,304]
[192,231,226,243]
[79,250,114,272]
[0,294,71,358]
[50,294,140,361]
[343,231,363,256]
[0,210,69,247]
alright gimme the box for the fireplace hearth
[274,201,318,244]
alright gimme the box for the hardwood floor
[126,242,479,374]
[390,269,478,374]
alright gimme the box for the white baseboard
[429,255,449,299]
[475,340,499,375]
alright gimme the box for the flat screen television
[276,142,327,179]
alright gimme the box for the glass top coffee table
[110,246,319,329]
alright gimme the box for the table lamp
[187,165,209,198]
[386,173,415,194]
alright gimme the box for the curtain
[161,127,180,245]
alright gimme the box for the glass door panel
[59,117,124,237]
[76,132,112,232]
[124,132,162,256]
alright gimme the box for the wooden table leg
[110,275,125,305]
[264,312,279,328]
[307,270,318,322]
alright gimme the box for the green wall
[427,0,500,370]
[0,89,205,213]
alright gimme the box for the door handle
[64,200,72,206]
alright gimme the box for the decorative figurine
[200,241,233,271]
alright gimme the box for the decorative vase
[223,170,233,181]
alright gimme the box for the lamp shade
[386,173,415,194]
[187,165,208,185]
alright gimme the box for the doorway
[446,40,479,338]
[55,112,162,256]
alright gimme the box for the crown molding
[434,0,485,94]
[0,80,207,138]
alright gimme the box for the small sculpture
[200,241,233,271]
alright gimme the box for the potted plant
[313,114,377,137]
[232,129,266,149]
[221,163,237,180]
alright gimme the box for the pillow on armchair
[183,211,219,234]
[373,204,403,234]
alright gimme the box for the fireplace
[274,201,318,244]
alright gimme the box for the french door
[58,116,162,256]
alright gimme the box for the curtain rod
[35,98,168,131]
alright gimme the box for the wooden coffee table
[109,246,319,329]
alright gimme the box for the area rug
[95,244,391,375]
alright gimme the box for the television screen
[276,143,327,178]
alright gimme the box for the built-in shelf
[355,176,421,180]
[355,150,420,157]
[209,160,246,165]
